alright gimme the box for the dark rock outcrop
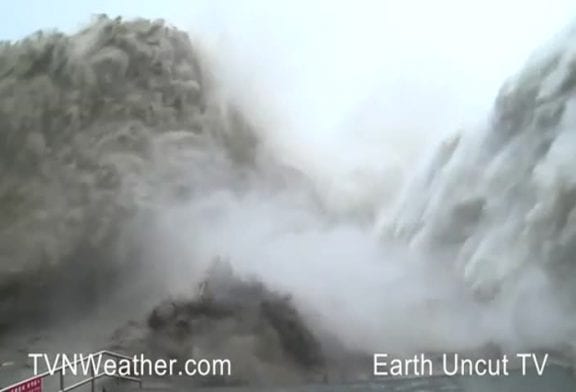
[109,260,325,386]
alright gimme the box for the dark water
[2,365,575,392]
[193,365,576,392]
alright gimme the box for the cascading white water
[379,24,576,354]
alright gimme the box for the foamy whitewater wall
[383,25,576,346]
[0,16,258,317]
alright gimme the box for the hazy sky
[2,0,576,183]
[3,0,574,123]
[0,0,200,40]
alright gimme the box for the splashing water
[2,11,576,383]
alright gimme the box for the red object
[7,378,42,392]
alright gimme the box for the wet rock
[111,261,326,386]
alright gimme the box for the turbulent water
[0,15,258,321]
[382,24,576,353]
[1,14,576,388]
